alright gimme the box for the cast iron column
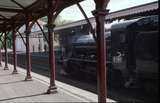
[4,31,9,70]
[92,9,109,102]
[46,0,57,94]
[25,18,32,81]
[0,47,2,67]
[12,24,18,74]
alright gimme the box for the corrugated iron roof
[0,0,84,32]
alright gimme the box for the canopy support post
[93,0,110,102]
[0,43,2,67]
[4,31,9,70]
[24,13,32,81]
[12,22,18,74]
[0,33,4,67]
[46,0,58,94]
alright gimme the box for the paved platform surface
[0,62,116,102]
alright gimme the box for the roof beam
[0,8,23,12]
[0,14,7,19]
[76,2,96,41]
[0,18,9,21]
[10,0,25,9]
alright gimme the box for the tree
[40,15,72,26]
[0,32,12,49]
[0,33,3,48]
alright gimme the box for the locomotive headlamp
[113,52,123,64]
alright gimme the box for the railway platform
[0,62,115,102]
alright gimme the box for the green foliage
[40,15,72,26]
[0,32,12,48]
[54,15,72,26]
[7,32,12,48]
[0,32,3,48]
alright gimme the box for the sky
[59,0,158,21]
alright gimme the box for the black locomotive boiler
[61,15,158,96]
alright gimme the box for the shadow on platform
[0,80,28,85]
[0,93,45,102]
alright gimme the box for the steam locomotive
[61,15,158,95]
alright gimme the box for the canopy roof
[0,0,83,32]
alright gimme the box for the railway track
[2,52,158,102]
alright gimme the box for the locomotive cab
[111,15,158,95]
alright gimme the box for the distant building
[16,20,46,53]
